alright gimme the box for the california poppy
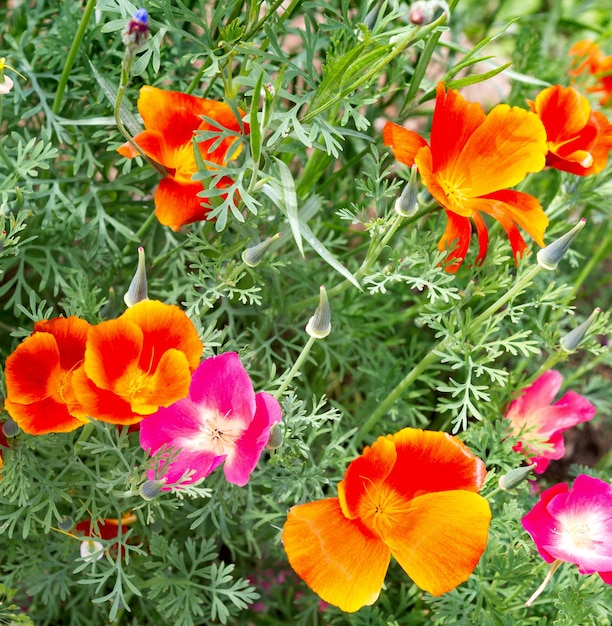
[528,85,612,176]
[4,317,91,434]
[570,40,612,107]
[282,428,491,612]
[140,352,282,487]
[117,85,249,231]
[71,300,203,425]
[383,83,549,272]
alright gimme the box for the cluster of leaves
[0,0,611,624]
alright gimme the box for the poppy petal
[117,130,172,168]
[382,121,429,167]
[472,211,489,266]
[32,317,90,371]
[386,428,487,499]
[3,396,85,435]
[154,178,208,231]
[282,498,390,612]
[382,490,491,596]
[438,211,472,273]
[532,86,592,144]
[460,104,547,197]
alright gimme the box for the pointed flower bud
[265,422,283,450]
[537,219,586,270]
[122,8,149,51]
[139,479,165,501]
[306,286,331,339]
[2,417,19,438]
[124,247,148,307]
[560,308,600,353]
[394,164,419,217]
[498,464,534,491]
[242,233,281,268]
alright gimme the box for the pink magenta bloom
[505,371,596,473]
[139,352,282,487]
[522,474,612,585]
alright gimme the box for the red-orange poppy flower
[71,300,203,425]
[527,85,612,176]
[282,428,491,612]
[383,83,549,272]
[117,85,249,231]
[570,40,612,106]
[4,317,91,435]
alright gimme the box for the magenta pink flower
[139,352,282,487]
[522,474,612,589]
[505,370,596,473]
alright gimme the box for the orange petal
[32,316,90,371]
[282,498,390,612]
[438,211,472,273]
[472,211,489,267]
[429,83,487,174]
[459,104,547,197]
[382,121,429,167]
[472,190,548,248]
[154,178,208,231]
[3,396,85,435]
[119,300,202,372]
[385,428,487,498]
[382,490,491,596]
[83,318,144,392]
[532,85,592,145]
[117,130,172,169]
[338,435,397,521]
[71,367,142,425]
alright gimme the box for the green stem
[120,211,158,258]
[52,0,98,115]
[566,227,612,301]
[274,336,317,398]
[354,264,544,444]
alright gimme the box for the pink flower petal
[507,370,562,418]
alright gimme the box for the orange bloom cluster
[528,85,612,176]
[4,301,203,435]
[282,428,491,612]
[384,83,549,272]
[117,86,249,232]
[570,40,612,106]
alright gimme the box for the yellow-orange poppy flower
[4,317,91,435]
[528,85,612,176]
[282,428,491,612]
[117,86,249,231]
[383,83,549,272]
[570,40,612,106]
[72,300,203,425]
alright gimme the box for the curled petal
[382,121,429,167]
[154,178,209,232]
[438,211,472,273]
[282,498,390,612]
[4,396,85,435]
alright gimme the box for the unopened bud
[124,247,148,307]
[2,418,19,438]
[242,233,281,267]
[537,219,586,270]
[100,286,117,320]
[139,479,165,501]
[265,423,283,450]
[122,8,149,51]
[394,164,419,217]
[306,285,331,339]
[560,308,601,353]
[80,539,104,563]
[498,465,534,491]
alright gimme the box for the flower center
[562,519,595,551]
[172,142,198,184]
[438,176,473,217]
[359,481,408,537]
[193,410,243,456]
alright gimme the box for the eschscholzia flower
[522,474,612,604]
[570,40,612,107]
[505,370,596,474]
[282,428,491,612]
[528,85,612,175]
[117,86,249,231]
[4,317,91,434]
[140,352,282,487]
[383,83,548,272]
[71,300,203,425]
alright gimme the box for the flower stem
[274,335,317,398]
[525,560,562,606]
[52,0,97,116]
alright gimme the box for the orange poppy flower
[282,428,491,612]
[71,300,203,425]
[383,83,549,272]
[117,85,249,231]
[570,40,612,106]
[528,85,612,176]
[4,317,91,435]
